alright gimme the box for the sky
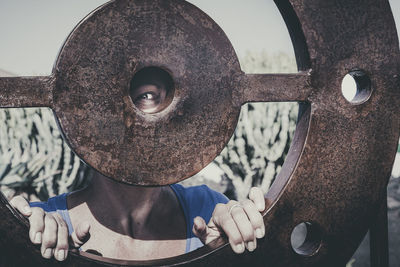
[0,0,399,76]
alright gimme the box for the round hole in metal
[290,222,322,256]
[341,69,372,104]
[129,66,175,114]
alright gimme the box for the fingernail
[57,250,65,261]
[257,203,264,211]
[256,228,264,239]
[23,206,31,214]
[236,242,245,253]
[43,248,52,259]
[247,241,256,252]
[34,232,42,244]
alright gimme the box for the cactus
[0,108,90,201]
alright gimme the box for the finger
[70,221,90,248]
[41,214,58,259]
[9,196,32,216]
[228,201,257,252]
[242,199,265,239]
[212,203,245,254]
[249,187,265,211]
[192,216,207,242]
[194,216,224,245]
[52,213,69,261]
[28,207,45,244]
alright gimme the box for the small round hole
[129,66,174,114]
[341,69,372,104]
[290,222,322,256]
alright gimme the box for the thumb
[249,187,265,212]
[70,221,91,248]
[9,196,32,216]
[192,216,208,244]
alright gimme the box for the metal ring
[228,204,243,216]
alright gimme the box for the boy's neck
[68,171,185,239]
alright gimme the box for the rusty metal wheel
[0,0,399,266]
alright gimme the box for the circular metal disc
[53,0,242,185]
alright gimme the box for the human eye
[137,92,158,101]
[131,84,165,113]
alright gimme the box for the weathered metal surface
[51,0,244,185]
[0,0,399,266]
[0,76,53,108]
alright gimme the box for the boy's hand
[9,196,90,261]
[193,187,265,254]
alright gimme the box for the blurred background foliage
[0,108,92,201]
[0,51,298,202]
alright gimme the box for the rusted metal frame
[0,76,54,108]
[239,71,312,103]
[274,0,311,71]
[0,0,399,266]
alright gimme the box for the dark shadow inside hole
[129,66,175,114]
